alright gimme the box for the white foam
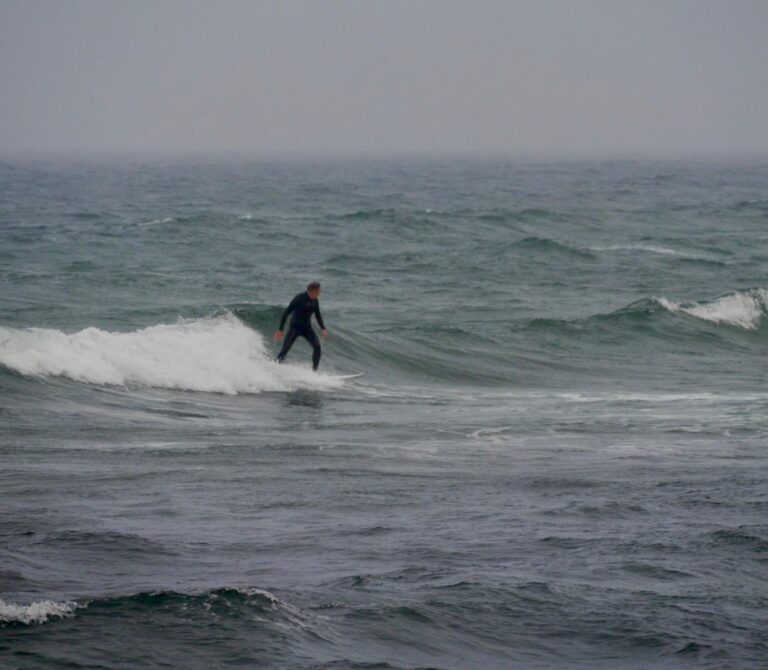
[591,244,679,255]
[0,599,80,625]
[139,216,175,227]
[590,244,718,260]
[657,289,768,330]
[0,314,345,394]
[233,586,281,601]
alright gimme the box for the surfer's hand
[321,329,329,338]
[273,330,283,341]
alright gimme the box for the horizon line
[2,147,768,164]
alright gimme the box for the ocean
[1,157,766,669]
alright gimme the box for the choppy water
[1,158,767,669]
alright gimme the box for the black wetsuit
[276,292,326,370]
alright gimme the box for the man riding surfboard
[274,281,328,371]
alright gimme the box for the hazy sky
[1,0,767,158]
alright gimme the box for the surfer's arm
[314,303,326,330]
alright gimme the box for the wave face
[0,314,343,393]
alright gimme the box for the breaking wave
[0,599,80,626]
[0,587,296,628]
[0,314,344,394]
[526,288,768,338]
[656,288,768,331]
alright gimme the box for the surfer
[274,281,328,370]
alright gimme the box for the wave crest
[525,288,768,339]
[656,289,768,330]
[0,599,80,626]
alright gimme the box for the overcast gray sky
[1,0,767,158]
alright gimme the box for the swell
[327,288,768,372]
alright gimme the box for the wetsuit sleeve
[314,303,326,330]
[279,294,301,330]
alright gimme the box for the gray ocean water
[1,158,767,669]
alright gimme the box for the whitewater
[1,158,767,670]
[656,288,768,331]
[0,314,345,393]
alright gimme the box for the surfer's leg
[276,327,299,363]
[302,329,321,371]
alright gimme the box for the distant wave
[0,587,292,627]
[511,239,719,262]
[472,208,585,229]
[342,208,400,220]
[589,244,721,262]
[341,207,583,228]
[33,529,176,557]
[656,288,768,331]
[527,288,768,335]
[0,314,344,394]
[138,216,175,227]
[591,244,679,256]
[92,587,297,618]
[508,236,595,258]
[138,212,237,228]
[732,198,768,212]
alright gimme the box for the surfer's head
[307,281,321,299]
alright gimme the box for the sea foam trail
[0,599,79,626]
[0,314,344,394]
[591,244,680,255]
[657,289,768,331]
[589,244,717,261]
